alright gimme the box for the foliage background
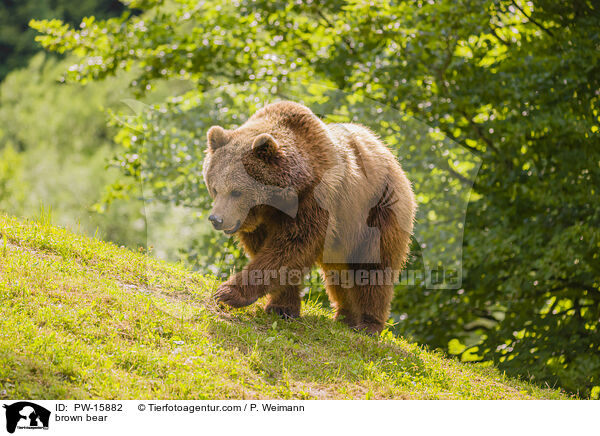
[0,0,598,398]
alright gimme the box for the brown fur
[203,101,416,334]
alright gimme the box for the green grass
[0,213,568,399]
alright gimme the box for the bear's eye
[212,188,217,197]
[230,190,242,198]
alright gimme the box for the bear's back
[326,122,415,232]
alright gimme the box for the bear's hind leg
[322,273,360,328]
[352,281,394,335]
[265,285,301,319]
[351,190,412,335]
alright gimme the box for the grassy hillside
[0,213,568,399]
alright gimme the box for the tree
[0,0,126,80]
[0,53,146,247]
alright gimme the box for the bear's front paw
[213,284,258,308]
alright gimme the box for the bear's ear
[207,126,230,152]
[252,133,282,160]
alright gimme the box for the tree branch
[315,9,355,55]
[440,161,476,187]
[458,109,500,155]
[489,24,512,47]
[510,0,555,37]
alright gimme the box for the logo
[2,402,50,434]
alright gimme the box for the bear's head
[202,122,309,234]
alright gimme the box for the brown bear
[203,101,415,334]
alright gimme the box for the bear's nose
[208,214,224,229]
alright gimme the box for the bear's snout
[208,214,224,229]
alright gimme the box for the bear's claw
[353,322,384,336]
[265,304,300,320]
[213,284,258,308]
